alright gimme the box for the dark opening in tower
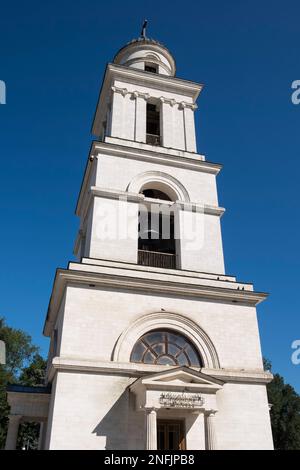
[138,189,176,269]
[146,103,161,145]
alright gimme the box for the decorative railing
[146,133,161,146]
[138,249,176,269]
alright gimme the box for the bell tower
[37,28,274,450]
[74,34,225,275]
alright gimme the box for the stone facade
[6,35,274,450]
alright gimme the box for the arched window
[138,188,176,268]
[145,63,158,74]
[130,330,202,367]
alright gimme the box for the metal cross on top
[141,19,148,39]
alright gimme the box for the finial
[140,19,148,39]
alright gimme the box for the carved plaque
[159,392,204,409]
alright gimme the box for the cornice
[202,368,273,384]
[43,266,268,336]
[175,200,225,217]
[80,258,238,283]
[91,186,144,203]
[48,357,273,385]
[91,141,221,173]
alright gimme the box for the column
[183,104,197,152]
[172,102,185,150]
[145,408,157,450]
[160,98,174,148]
[205,411,217,450]
[38,422,44,450]
[5,414,22,450]
[110,86,126,138]
[134,92,148,143]
[124,93,136,140]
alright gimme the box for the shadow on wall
[92,389,131,450]
[92,385,204,450]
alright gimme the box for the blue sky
[0,0,299,392]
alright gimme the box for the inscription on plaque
[159,392,205,409]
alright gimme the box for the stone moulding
[112,312,220,369]
[43,267,268,336]
[90,187,225,217]
[48,357,273,385]
[126,170,191,202]
[91,141,222,173]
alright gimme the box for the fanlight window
[130,330,202,367]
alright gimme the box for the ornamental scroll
[159,392,204,409]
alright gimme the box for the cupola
[113,23,176,76]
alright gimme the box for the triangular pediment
[132,366,223,393]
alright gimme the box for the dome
[113,37,176,77]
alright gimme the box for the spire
[140,19,148,39]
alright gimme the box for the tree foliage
[265,358,300,450]
[0,317,38,380]
[0,317,46,449]
[19,354,47,387]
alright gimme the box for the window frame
[130,330,202,367]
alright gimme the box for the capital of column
[205,410,217,417]
[111,86,128,97]
[132,91,150,101]
[179,101,198,111]
[145,407,157,414]
[159,96,176,106]
[7,414,22,423]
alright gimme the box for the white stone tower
[5,30,274,450]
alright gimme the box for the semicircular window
[130,330,202,367]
